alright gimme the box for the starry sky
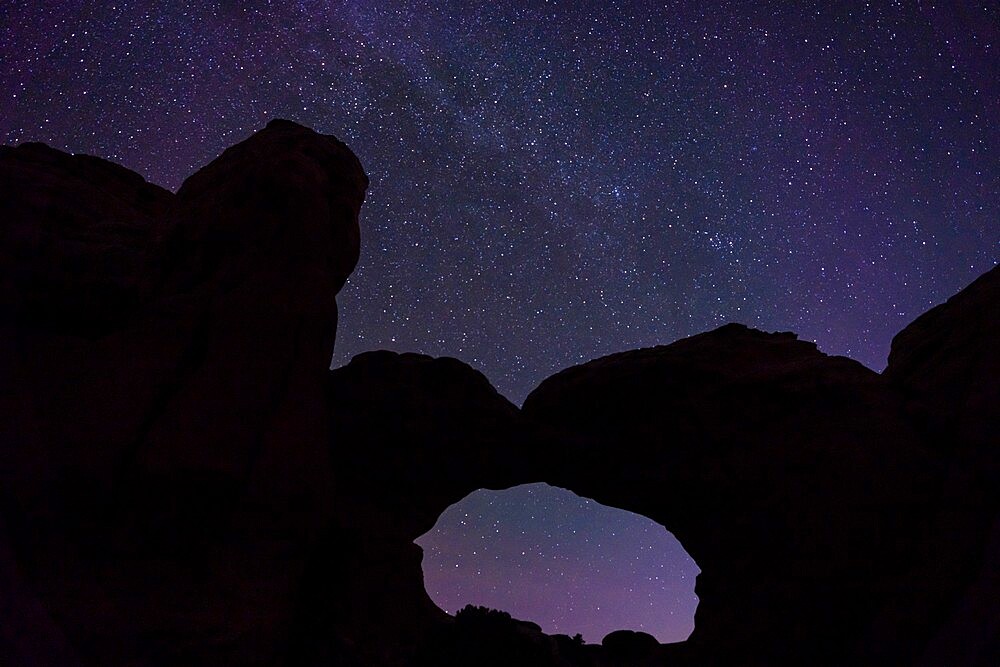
[416,484,699,642]
[2,0,997,645]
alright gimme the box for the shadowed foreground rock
[886,264,999,455]
[871,264,1000,666]
[292,351,524,665]
[522,324,939,666]
[0,120,367,665]
[0,122,996,666]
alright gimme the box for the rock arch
[1,121,996,666]
[319,325,940,665]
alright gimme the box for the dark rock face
[876,264,1000,667]
[0,121,367,666]
[886,264,999,455]
[1,121,996,667]
[0,142,173,336]
[523,324,939,666]
[293,351,524,666]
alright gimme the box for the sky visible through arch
[416,483,700,643]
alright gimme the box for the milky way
[2,0,997,643]
[3,1,997,403]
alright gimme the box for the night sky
[2,0,997,645]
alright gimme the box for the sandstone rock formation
[886,264,999,455]
[522,324,939,666]
[0,122,996,666]
[1,120,367,665]
[293,351,524,665]
[875,264,1000,666]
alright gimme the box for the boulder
[602,629,659,665]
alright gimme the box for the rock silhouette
[1,120,367,665]
[873,263,1000,666]
[0,123,996,666]
[522,323,938,665]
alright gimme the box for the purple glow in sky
[1,1,996,404]
[416,484,699,643]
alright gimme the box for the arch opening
[415,483,700,644]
